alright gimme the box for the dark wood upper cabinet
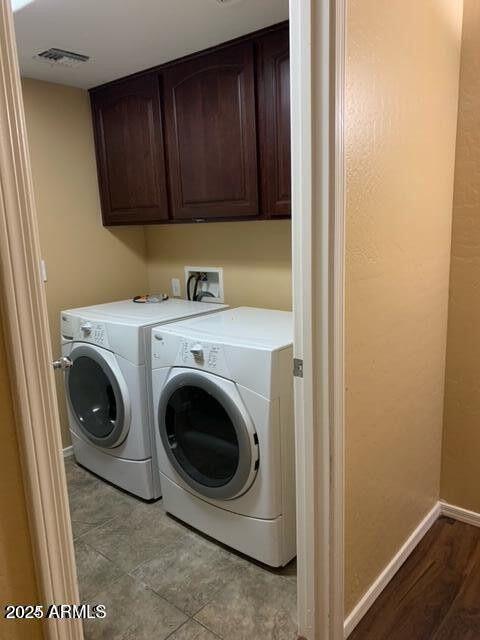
[257,27,291,217]
[91,74,169,225]
[163,41,259,221]
[90,23,290,226]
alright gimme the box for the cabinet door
[91,74,169,225]
[163,42,259,221]
[257,27,291,217]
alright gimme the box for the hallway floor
[65,458,297,640]
[350,516,480,640]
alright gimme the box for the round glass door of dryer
[65,346,129,448]
[158,372,258,500]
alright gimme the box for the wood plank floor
[350,517,480,640]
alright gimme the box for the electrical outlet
[171,278,181,297]
[184,266,224,303]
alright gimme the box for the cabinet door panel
[164,42,259,220]
[91,75,169,225]
[257,27,291,217]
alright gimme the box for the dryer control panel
[179,340,222,369]
[152,331,228,376]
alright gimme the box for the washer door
[65,345,130,448]
[158,370,259,500]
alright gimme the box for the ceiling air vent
[33,48,90,68]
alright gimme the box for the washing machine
[61,298,227,500]
[151,307,295,566]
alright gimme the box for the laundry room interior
[9,1,480,640]
[13,1,296,639]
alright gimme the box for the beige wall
[345,0,463,613]
[146,221,292,310]
[0,296,43,640]
[22,79,149,446]
[442,0,480,513]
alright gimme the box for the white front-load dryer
[151,307,295,566]
[61,299,227,500]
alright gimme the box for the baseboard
[63,445,73,458]
[440,501,480,528]
[343,502,441,638]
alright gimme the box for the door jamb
[0,0,345,638]
[290,0,345,638]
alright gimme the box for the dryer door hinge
[293,358,304,378]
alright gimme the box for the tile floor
[65,458,297,640]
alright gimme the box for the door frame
[0,2,82,640]
[290,1,345,638]
[0,1,345,639]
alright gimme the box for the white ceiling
[13,0,289,89]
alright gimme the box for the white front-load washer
[151,307,295,566]
[61,299,227,500]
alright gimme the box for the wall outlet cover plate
[171,278,181,297]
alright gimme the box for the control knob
[190,343,204,362]
[80,322,93,336]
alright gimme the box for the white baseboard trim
[63,445,73,458]
[343,502,441,638]
[440,501,480,528]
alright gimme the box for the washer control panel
[92,324,107,346]
[61,314,108,347]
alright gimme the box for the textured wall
[0,294,43,640]
[442,0,480,512]
[345,0,463,613]
[146,221,292,311]
[22,78,149,446]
